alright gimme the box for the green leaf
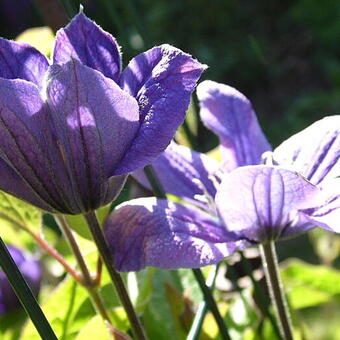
[21,277,92,340]
[224,289,258,340]
[0,192,42,231]
[15,27,54,57]
[75,315,110,340]
[0,310,27,340]
[141,269,185,339]
[281,259,340,309]
[65,204,111,241]
[0,192,42,250]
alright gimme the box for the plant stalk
[56,216,112,326]
[192,268,231,340]
[143,164,231,339]
[0,237,57,340]
[259,241,294,340]
[0,210,83,284]
[84,211,147,340]
[187,265,219,340]
[240,252,281,337]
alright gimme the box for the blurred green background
[0,1,339,339]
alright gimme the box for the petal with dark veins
[197,81,271,171]
[273,116,340,185]
[132,142,219,201]
[0,38,48,88]
[45,60,139,212]
[53,12,122,81]
[104,198,248,271]
[115,45,206,174]
[215,165,320,242]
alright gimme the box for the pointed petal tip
[53,12,122,80]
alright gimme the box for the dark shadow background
[1,0,339,151]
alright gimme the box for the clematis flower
[104,81,340,271]
[0,12,205,214]
[0,245,41,314]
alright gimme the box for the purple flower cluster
[0,12,338,276]
[0,13,205,214]
[0,246,41,314]
[105,81,339,271]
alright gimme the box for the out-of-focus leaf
[0,192,41,231]
[142,269,184,339]
[176,99,198,147]
[309,229,340,265]
[164,283,192,338]
[281,259,340,309]
[223,289,258,340]
[66,204,111,240]
[22,270,129,339]
[201,302,228,340]
[21,277,92,340]
[0,192,42,250]
[0,310,26,340]
[177,269,202,304]
[206,146,222,162]
[15,27,54,57]
[75,315,110,340]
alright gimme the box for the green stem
[0,237,57,340]
[84,211,147,340]
[56,216,112,327]
[58,0,78,18]
[143,164,230,339]
[240,252,281,337]
[192,268,231,340]
[143,165,167,199]
[187,265,219,340]
[259,241,294,340]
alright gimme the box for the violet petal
[215,165,320,242]
[53,13,122,82]
[273,116,340,185]
[301,178,340,233]
[115,45,206,174]
[0,77,67,212]
[0,38,49,88]
[104,198,248,271]
[0,246,41,314]
[132,142,219,201]
[45,60,139,212]
[197,81,271,171]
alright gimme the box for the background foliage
[0,1,339,339]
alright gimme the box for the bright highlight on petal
[274,115,340,185]
[0,12,205,214]
[53,12,122,81]
[197,80,271,171]
[115,45,207,174]
[215,165,320,242]
[104,198,248,271]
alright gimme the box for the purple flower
[0,245,41,314]
[0,12,205,214]
[105,81,340,271]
